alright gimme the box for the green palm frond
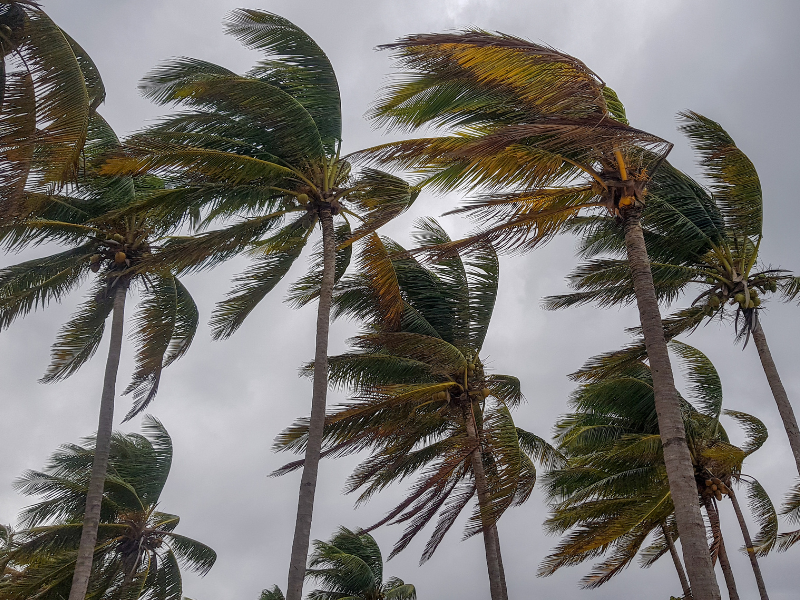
[679,111,762,238]
[669,340,723,419]
[741,477,778,556]
[124,274,198,419]
[0,243,92,329]
[260,585,285,600]
[225,8,341,147]
[723,410,768,456]
[39,280,116,383]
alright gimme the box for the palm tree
[362,29,720,599]
[258,528,415,600]
[0,114,201,600]
[542,341,775,600]
[0,1,105,216]
[275,221,560,600]
[106,12,417,599]
[545,111,800,477]
[0,416,216,600]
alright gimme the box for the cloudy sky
[2,0,800,598]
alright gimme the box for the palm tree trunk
[728,487,769,600]
[464,403,508,600]
[662,522,692,599]
[704,496,739,600]
[751,322,800,475]
[623,207,721,600]
[68,283,127,600]
[286,208,336,600]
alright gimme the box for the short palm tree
[0,114,200,600]
[259,527,415,600]
[275,221,560,600]
[105,13,417,598]
[543,341,775,600]
[545,111,800,477]
[0,416,216,600]
[0,0,105,215]
[362,30,720,599]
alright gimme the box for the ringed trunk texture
[68,283,127,600]
[285,209,336,600]
[728,488,769,600]
[751,323,800,475]
[464,403,508,600]
[622,208,721,600]
[704,496,739,600]
[661,523,692,600]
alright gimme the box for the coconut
[709,295,720,309]
[711,484,718,491]
[619,195,635,207]
[734,293,746,304]
[705,479,713,487]
[297,193,309,205]
[90,262,101,273]
[112,233,124,243]
[753,297,762,307]
[482,388,491,398]
[114,252,127,264]
[715,490,723,502]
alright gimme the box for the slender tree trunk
[464,403,508,600]
[704,496,739,600]
[662,523,692,600]
[623,207,721,600]
[728,487,770,600]
[286,209,336,600]
[68,283,127,600]
[751,323,800,475]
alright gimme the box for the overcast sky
[2,1,800,599]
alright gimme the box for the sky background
[2,1,800,598]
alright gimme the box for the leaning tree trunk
[68,283,127,600]
[728,487,770,600]
[622,207,721,600]
[704,496,739,600]
[286,208,336,600]
[662,522,692,599]
[751,322,800,475]
[464,403,508,600]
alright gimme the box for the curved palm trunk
[286,209,336,600]
[728,488,769,600]
[704,496,739,600]
[662,523,692,599]
[68,283,127,600]
[751,323,800,475]
[623,208,721,600]
[464,404,508,600]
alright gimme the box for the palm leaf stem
[68,282,127,600]
[727,488,769,600]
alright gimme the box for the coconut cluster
[434,359,492,406]
[702,277,778,316]
[88,232,151,273]
[698,475,731,503]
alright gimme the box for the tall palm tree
[106,12,417,599]
[0,416,216,600]
[545,111,800,476]
[362,30,720,599]
[1,1,105,217]
[275,221,560,600]
[0,114,201,600]
[542,341,775,600]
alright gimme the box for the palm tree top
[0,417,216,600]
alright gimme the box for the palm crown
[106,10,418,339]
[0,114,199,418]
[542,341,775,590]
[0,416,216,600]
[275,220,560,562]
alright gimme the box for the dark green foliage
[0,417,215,600]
